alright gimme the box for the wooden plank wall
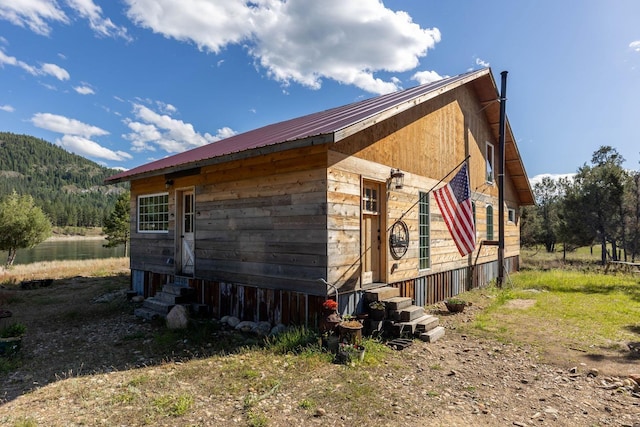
[129,145,331,296]
[327,84,523,289]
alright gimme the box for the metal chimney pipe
[497,71,508,287]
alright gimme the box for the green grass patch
[465,267,640,350]
[152,393,194,417]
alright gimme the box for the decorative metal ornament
[389,220,409,259]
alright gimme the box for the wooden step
[419,326,446,343]
[364,286,400,302]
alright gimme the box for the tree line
[521,146,640,264]
[0,132,127,228]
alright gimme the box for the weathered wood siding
[328,84,522,289]
[130,145,331,296]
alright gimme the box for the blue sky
[1,1,639,183]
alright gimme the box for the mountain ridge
[0,132,127,227]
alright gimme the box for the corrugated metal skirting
[392,256,520,305]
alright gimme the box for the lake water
[0,239,126,265]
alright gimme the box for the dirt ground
[1,275,640,426]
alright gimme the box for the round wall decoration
[389,220,409,259]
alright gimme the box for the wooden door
[180,190,195,275]
[362,182,381,284]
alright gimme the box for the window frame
[486,141,495,184]
[137,192,170,233]
[486,204,494,240]
[507,208,516,224]
[419,191,430,270]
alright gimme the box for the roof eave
[105,133,334,184]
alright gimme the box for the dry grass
[0,258,129,285]
[2,252,640,426]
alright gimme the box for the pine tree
[103,192,130,257]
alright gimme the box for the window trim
[419,191,430,271]
[486,204,494,240]
[507,208,516,224]
[137,192,170,233]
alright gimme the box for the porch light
[165,179,174,189]
[390,168,404,190]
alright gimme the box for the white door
[180,191,195,275]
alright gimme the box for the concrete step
[389,305,425,322]
[383,296,412,311]
[142,297,174,314]
[155,291,192,304]
[364,286,400,302]
[392,314,435,336]
[399,305,425,322]
[162,284,195,296]
[419,326,446,343]
[134,307,162,321]
[415,315,439,333]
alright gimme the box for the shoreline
[46,234,106,242]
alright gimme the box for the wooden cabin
[106,68,534,325]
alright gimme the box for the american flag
[433,163,476,256]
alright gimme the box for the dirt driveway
[1,275,640,426]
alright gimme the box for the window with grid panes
[138,193,169,232]
[419,191,430,270]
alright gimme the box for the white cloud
[30,112,132,161]
[0,49,39,75]
[0,104,15,112]
[411,70,444,85]
[41,62,70,80]
[124,0,441,94]
[529,173,575,187]
[0,0,129,39]
[58,134,132,161]
[74,84,95,95]
[0,49,70,80]
[0,0,69,36]
[630,40,640,52]
[475,57,490,67]
[31,112,108,137]
[66,0,130,40]
[124,102,236,153]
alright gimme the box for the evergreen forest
[0,132,127,228]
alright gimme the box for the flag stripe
[433,163,476,257]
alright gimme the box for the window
[138,193,169,232]
[486,205,494,240]
[362,185,378,213]
[419,191,430,270]
[508,208,516,223]
[472,201,476,227]
[486,142,494,183]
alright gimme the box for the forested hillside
[0,132,127,227]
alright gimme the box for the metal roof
[107,69,478,182]
[105,68,534,204]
